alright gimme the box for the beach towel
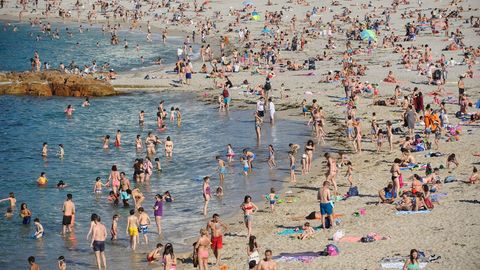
[277,226,322,236]
[381,262,428,269]
[293,72,316,76]
[395,210,431,215]
[274,252,325,264]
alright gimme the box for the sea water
[0,21,185,72]
[0,92,313,269]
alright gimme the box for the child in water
[241,157,249,176]
[33,218,44,239]
[57,144,64,158]
[93,177,104,194]
[111,214,119,240]
[226,144,235,162]
[155,158,162,172]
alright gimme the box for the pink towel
[338,234,389,243]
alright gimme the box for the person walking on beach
[241,195,258,238]
[202,176,211,216]
[91,215,107,270]
[62,194,75,235]
[325,153,338,196]
[222,87,230,110]
[195,228,211,270]
[153,194,164,235]
[126,209,139,250]
[318,181,334,230]
[207,213,228,266]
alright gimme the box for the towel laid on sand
[395,210,431,215]
[274,252,325,264]
[381,262,428,269]
[277,226,322,236]
[337,233,389,243]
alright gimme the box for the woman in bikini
[135,135,143,150]
[391,158,402,197]
[162,243,177,270]
[305,140,315,173]
[107,165,120,195]
[241,195,258,239]
[255,112,263,141]
[202,177,211,216]
[194,228,211,270]
[164,136,173,158]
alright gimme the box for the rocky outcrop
[0,71,117,97]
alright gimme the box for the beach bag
[415,143,426,152]
[326,244,339,256]
[264,81,271,91]
[425,198,434,209]
[347,186,359,197]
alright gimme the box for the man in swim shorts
[91,215,107,270]
[318,181,334,229]
[62,194,75,235]
[207,213,228,266]
[126,209,139,250]
[138,207,151,245]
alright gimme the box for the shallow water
[0,92,313,269]
[0,22,186,72]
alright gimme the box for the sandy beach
[1,0,480,269]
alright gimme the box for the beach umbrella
[243,1,254,6]
[360,29,377,42]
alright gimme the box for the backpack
[444,176,456,183]
[347,186,359,197]
[326,244,339,256]
[264,81,271,91]
[360,235,376,243]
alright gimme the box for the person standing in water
[153,194,164,235]
[62,194,75,235]
[102,135,110,149]
[41,142,48,157]
[202,176,211,216]
[64,105,74,116]
[138,207,151,245]
[126,209,139,251]
[57,144,64,158]
[216,156,226,187]
[164,136,173,157]
[91,215,107,270]
[114,130,121,147]
[139,110,145,126]
[255,111,263,141]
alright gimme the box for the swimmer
[0,192,16,209]
[139,110,145,126]
[216,156,226,187]
[82,97,90,107]
[114,130,121,147]
[41,142,48,157]
[164,136,173,157]
[135,135,143,149]
[33,218,44,239]
[57,256,66,270]
[93,177,104,194]
[147,243,163,263]
[216,186,224,197]
[126,209,139,250]
[57,144,64,158]
[155,158,162,172]
[37,172,48,185]
[64,104,75,116]
[57,181,67,189]
[163,191,174,202]
[102,135,110,149]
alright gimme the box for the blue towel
[395,210,431,215]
